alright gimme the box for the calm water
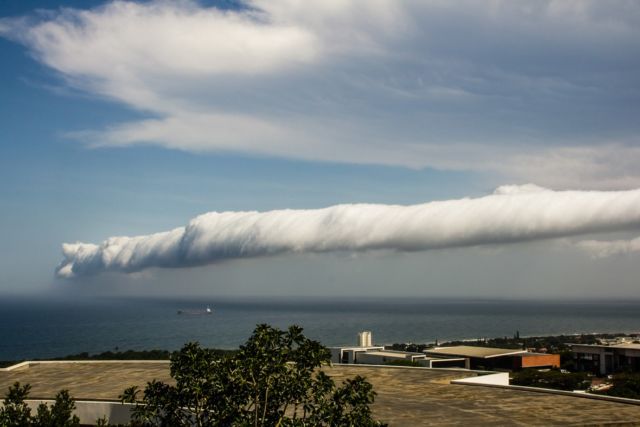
[1,296,640,361]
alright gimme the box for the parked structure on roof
[358,331,373,347]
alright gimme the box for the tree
[124,324,386,426]
[0,382,32,426]
[511,369,590,391]
[0,382,80,427]
[32,389,80,427]
[596,372,640,399]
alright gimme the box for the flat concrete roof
[612,343,640,350]
[331,346,384,351]
[0,361,172,400]
[426,345,527,359]
[360,350,425,358]
[572,343,640,350]
[3,361,640,425]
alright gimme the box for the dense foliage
[123,324,385,426]
[511,369,590,391]
[0,382,80,427]
[595,373,640,399]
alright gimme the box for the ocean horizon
[2,295,640,361]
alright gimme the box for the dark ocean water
[1,296,640,361]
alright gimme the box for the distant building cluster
[330,331,560,371]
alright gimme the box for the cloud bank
[577,236,640,259]
[2,1,640,188]
[56,185,640,278]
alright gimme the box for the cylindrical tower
[358,331,372,347]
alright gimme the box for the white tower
[358,331,372,347]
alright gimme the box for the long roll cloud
[56,185,640,278]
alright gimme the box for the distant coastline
[2,331,636,369]
[2,297,640,361]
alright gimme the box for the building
[353,349,427,365]
[351,349,466,368]
[572,343,640,375]
[330,344,385,364]
[330,332,466,368]
[331,333,559,371]
[424,345,560,371]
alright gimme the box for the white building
[330,345,385,364]
[330,332,466,368]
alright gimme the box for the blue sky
[1,0,639,298]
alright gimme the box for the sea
[2,296,640,361]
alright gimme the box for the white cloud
[23,1,319,77]
[577,236,640,259]
[2,0,640,188]
[56,185,640,278]
[501,145,640,190]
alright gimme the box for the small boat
[177,306,212,315]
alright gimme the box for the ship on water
[177,305,213,315]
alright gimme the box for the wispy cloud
[577,236,640,259]
[56,185,640,278]
[2,0,640,188]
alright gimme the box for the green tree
[125,324,386,426]
[33,389,80,427]
[511,369,590,391]
[0,382,80,427]
[0,382,32,426]
[596,372,640,399]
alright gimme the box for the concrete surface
[2,362,640,425]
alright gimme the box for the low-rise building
[331,332,466,368]
[355,349,427,365]
[424,345,560,371]
[572,343,640,375]
[330,345,385,364]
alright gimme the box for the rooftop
[359,350,425,358]
[573,342,640,350]
[611,343,640,350]
[330,345,384,351]
[3,361,640,425]
[425,345,528,359]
